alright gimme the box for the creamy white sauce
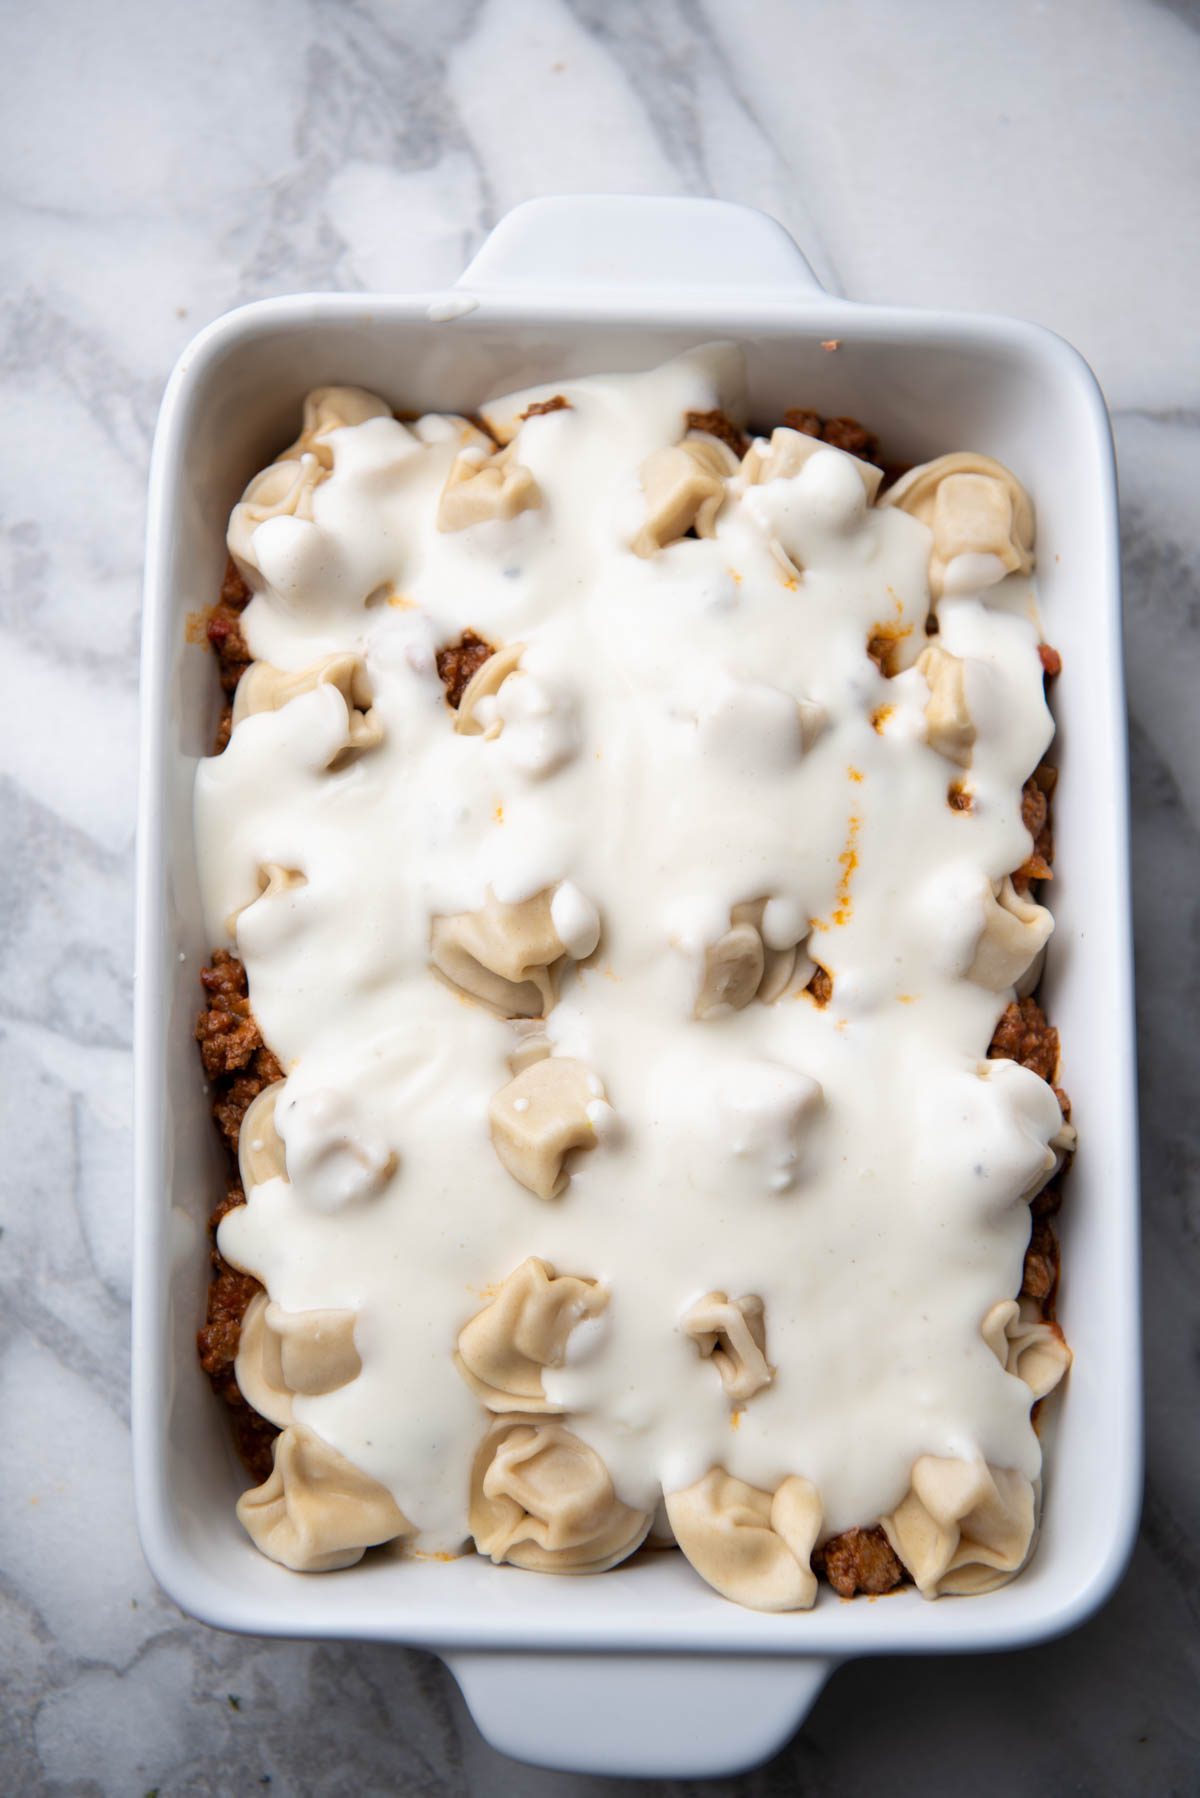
[197,347,1058,1550]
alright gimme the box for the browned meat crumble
[436,631,495,709]
[196,1174,278,1484]
[814,1526,907,1598]
[1014,765,1057,891]
[988,996,1059,1084]
[806,965,833,1007]
[686,407,750,456]
[781,408,883,470]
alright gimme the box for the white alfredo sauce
[197,347,1060,1552]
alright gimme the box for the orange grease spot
[493,804,504,824]
[871,705,894,734]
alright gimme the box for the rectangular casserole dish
[134,194,1141,1780]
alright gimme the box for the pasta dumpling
[981,1297,1072,1401]
[916,644,975,767]
[431,885,596,1018]
[469,1416,650,1573]
[437,442,542,532]
[277,386,392,468]
[967,876,1054,994]
[228,458,327,587]
[682,1292,773,1401]
[741,426,884,502]
[880,453,1035,598]
[880,1456,1036,1597]
[455,1257,608,1412]
[665,1468,823,1611]
[632,435,738,556]
[236,1424,411,1572]
[454,642,525,736]
[232,652,383,769]
[696,898,805,1018]
[488,1057,611,1199]
[236,1292,362,1427]
[237,1080,287,1189]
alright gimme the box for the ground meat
[814,1526,906,1598]
[436,631,494,709]
[1013,765,1056,890]
[807,965,833,1007]
[987,997,1060,1084]
[206,559,253,696]
[1038,642,1062,679]
[686,408,749,456]
[520,395,571,421]
[196,1175,279,1484]
[195,952,283,1152]
[948,781,972,812]
[1021,1212,1060,1313]
[780,408,884,470]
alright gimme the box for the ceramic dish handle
[445,1649,835,1778]
[457,193,825,297]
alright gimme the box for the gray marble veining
[2,0,1198,1790]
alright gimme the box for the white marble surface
[2,0,1198,1790]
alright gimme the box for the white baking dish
[134,195,1141,1779]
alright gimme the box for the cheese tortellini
[633,434,738,556]
[967,876,1054,994]
[277,385,393,466]
[469,1417,651,1573]
[236,1292,362,1427]
[237,1080,287,1189]
[682,1292,773,1401]
[665,1468,823,1611]
[236,1424,412,1572]
[488,1057,612,1199]
[695,898,806,1018]
[455,1258,608,1412]
[741,425,884,502]
[880,1457,1036,1597]
[916,644,975,767]
[437,441,542,532]
[232,652,383,769]
[430,885,598,1019]
[981,1298,1072,1401]
[880,452,1035,598]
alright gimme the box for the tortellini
[632,435,739,556]
[880,1456,1036,1597]
[665,1469,823,1612]
[916,643,975,767]
[880,453,1035,598]
[430,885,598,1018]
[741,426,883,503]
[455,1257,608,1412]
[488,1057,612,1199]
[696,898,805,1018]
[228,457,326,586]
[682,1292,773,1401]
[967,876,1054,994]
[232,652,383,769]
[226,862,308,942]
[469,1417,650,1573]
[454,642,525,736]
[237,1080,287,1190]
[981,1297,1072,1401]
[236,1292,362,1428]
[236,1424,411,1572]
[277,385,393,468]
[437,442,542,532]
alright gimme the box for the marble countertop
[2,0,1198,1790]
